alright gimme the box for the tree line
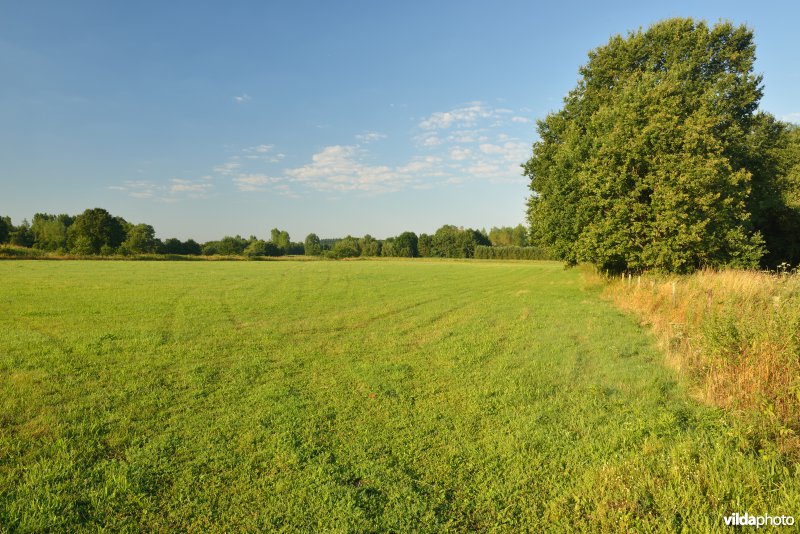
[525,18,800,274]
[0,209,537,260]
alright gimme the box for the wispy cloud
[782,112,800,124]
[232,174,281,192]
[355,131,387,144]
[213,161,241,175]
[418,102,497,130]
[242,144,285,162]
[169,178,212,194]
[285,145,412,193]
[227,101,531,194]
[449,147,472,161]
[233,94,251,103]
[278,146,446,194]
[413,102,532,184]
[111,100,533,201]
[109,177,212,202]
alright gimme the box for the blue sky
[1,0,798,241]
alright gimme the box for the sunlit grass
[1,260,798,531]
[603,268,800,459]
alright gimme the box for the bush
[331,236,360,258]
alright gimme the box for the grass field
[1,260,798,531]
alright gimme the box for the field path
[0,260,797,531]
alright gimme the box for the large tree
[270,228,291,253]
[358,234,381,257]
[393,231,419,258]
[120,224,158,254]
[31,213,72,251]
[67,208,126,255]
[331,236,360,258]
[0,216,10,244]
[304,233,322,256]
[430,225,490,258]
[525,18,777,273]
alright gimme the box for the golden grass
[600,268,800,457]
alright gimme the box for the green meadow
[1,260,798,531]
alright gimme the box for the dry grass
[600,268,800,457]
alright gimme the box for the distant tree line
[0,209,542,261]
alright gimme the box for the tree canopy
[304,233,322,256]
[67,208,126,255]
[525,18,800,273]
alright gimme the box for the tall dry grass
[601,268,800,456]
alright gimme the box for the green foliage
[745,119,800,266]
[488,225,529,247]
[120,224,158,255]
[331,235,361,258]
[358,234,381,257]
[525,18,778,273]
[0,216,10,244]
[30,213,72,251]
[0,244,48,258]
[67,208,126,255]
[182,239,202,256]
[219,236,249,256]
[163,238,183,254]
[417,233,433,257]
[243,240,281,257]
[474,245,550,260]
[285,242,305,255]
[270,228,291,253]
[162,238,201,255]
[69,235,96,255]
[9,219,34,247]
[393,231,418,257]
[304,233,322,256]
[428,225,491,258]
[380,238,396,257]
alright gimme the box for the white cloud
[449,147,472,161]
[242,144,285,163]
[110,178,212,201]
[283,145,441,193]
[124,100,536,200]
[233,94,251,103]
[781,112,800,124]
[418,134,442,147]
[397,156,443,175]
[355,131,387,144]
[232,174,281,192]
[170,179,212,193]
[419,102,496,130]
[214,161,241,175]
[269,103,534,193]
[111,180,158,199]
[479,143,504,155]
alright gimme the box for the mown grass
[1,260,798,531]
[604,268,800,459]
